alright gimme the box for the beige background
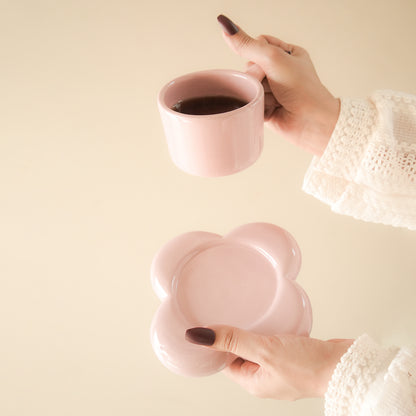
[1,0,416,415]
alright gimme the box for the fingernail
[217,14,239,36]
[185,327,216,346]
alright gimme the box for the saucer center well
[175,243,277,329]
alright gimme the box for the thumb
[217,14,271,69]
[185,326,266,364]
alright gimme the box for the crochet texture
[325,334,416,415]
[303,90,416,230]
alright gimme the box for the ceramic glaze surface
[150,223,313,377]
[175,243,277,328]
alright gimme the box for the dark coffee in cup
[171,95,248,115]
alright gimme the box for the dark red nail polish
[185,327,216,346]
[217,15,239,36]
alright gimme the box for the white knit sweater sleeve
[303,90,416,230]
[325,334,416,415]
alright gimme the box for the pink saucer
[150,223,312,377]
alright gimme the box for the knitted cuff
[324,334,398,416]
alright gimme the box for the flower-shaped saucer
[150,223,312,377]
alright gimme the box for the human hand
[186,326,353,400]
[217,15,340,157]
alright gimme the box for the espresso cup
[157,69,264,177]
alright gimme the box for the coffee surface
[171,95,248,115]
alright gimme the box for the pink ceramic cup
[157,69,264,177]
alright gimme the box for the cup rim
[157,69,264,118]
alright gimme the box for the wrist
[312,96,341,157]
[316,339,354,397]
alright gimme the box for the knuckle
[257,338,274,362]
[256,34,268,44]
[234,35,253,54]
[222,328,239,352]
[263,47,283,66]
[249,386,268,398]
[296,45,308,56]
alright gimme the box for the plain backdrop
[1,0,415,415]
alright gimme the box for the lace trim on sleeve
[302,92,416,229]
[303,97,377,206]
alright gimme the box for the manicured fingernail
[217,14,239,35]
[185,327,216,346]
